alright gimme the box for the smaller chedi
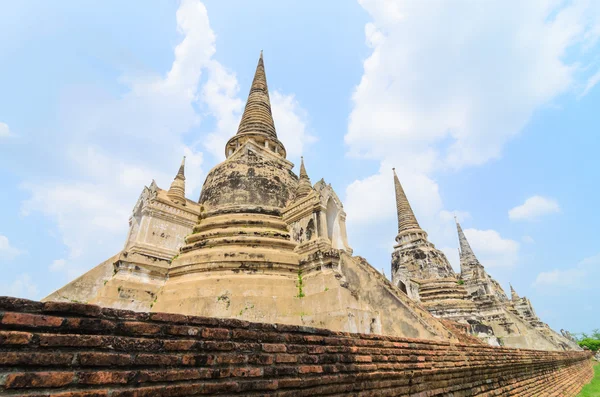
[45,52,579,352]
[390,169,579,351]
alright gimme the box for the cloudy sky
[1,0,599,334]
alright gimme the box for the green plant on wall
[296,269,305,298]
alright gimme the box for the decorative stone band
[0,296,593,396]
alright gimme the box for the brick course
[0,296,593,396]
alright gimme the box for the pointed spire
[510,283,520,301]
[392,168,421,234]
[167,156,186,205]
[295,156,313,199]
[456,219,478,264]
[236,51,277,138]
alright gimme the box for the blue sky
[1,0,599,334]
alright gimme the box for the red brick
[77,371,132,385]
[262,343,286,353]
[63,318,117,333]
[162,339,196,351]
[298,365,324,374]
[149,312,188,323]
[232,367,263,377]
[5,371,74,388]
[216,354,247,364]
[136,368,212,383]
[181,354,215,366]
[120,321,162,335]
[248,354,274,365]
[52,392,108,397]
[79,352,132,366]
[134,353,181,366]
[43,301,102,317]
[39,334,105,348]
[276,354,297,363]
[0,352,74,366]
[0,330,33,345]
[165,325,200,336]
[1,312,63,327]
[201,327,230,340]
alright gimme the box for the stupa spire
[236,51,277,138]
[456,218,478,264]
[393,168,421,234]
[510,283,520,301]
[167,156,186,205]
[295,156,312,198]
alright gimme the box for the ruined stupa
[390,169,579,350]
[45,53,578,352]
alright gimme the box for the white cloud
[522,235,535,244]
[580,68,600,98]
[463,228,520,268]
[0,235,22,261]
[508,195,560,221]
[50,259,66,272]
[271,91,316,161]
[534,253,600,289]
[349,0,600,171]
[0,122,10,138]
[0,274,38,300]
[344,0,600,260]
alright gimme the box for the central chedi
[159,52,301,315]
[45,52,456,342]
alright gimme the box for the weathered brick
[298,365,324,374]
[63,318,117,333]
[232,367,263,377]
[162,339,196,351]
[165,325,200,336]
[262,343,286,353]
[0,330,33,345]
[79,352,132,366]
[77,371,133,385]
[120,321,162,336]
[43,301,102,317]
[201,327,230,340]
[149,312,188,323]
[39,334,105,348]
[135,368,212,383]
[0,352,74,366]
[50,391,108,397]
[5,371,74,388]
[134,353,181,366]
[275,354,297,363]
[181,354,215,366]
[1,312,64,328]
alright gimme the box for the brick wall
[0,297,593,396]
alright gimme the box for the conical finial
[295,156,312,199]
[177,156,185,178]
[510,283,519,301]
[392,168,421,234]
[456,219,477,263]
[236,51,277,138]
[167,156,186,205]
